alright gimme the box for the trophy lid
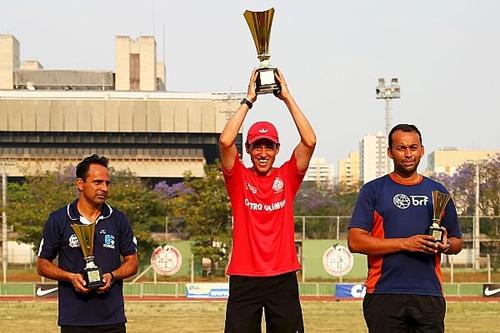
[244,8,275,61]
[71,223,96,258]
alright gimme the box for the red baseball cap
[246,121,279,145]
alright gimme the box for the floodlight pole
[376,78,400,174]
[2,167,7,283]
[473,160,480,270]
[385,99,391,149]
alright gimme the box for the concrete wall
[7,241,35,264]
[20,60,43,70]
[0,94,239,133]
[139,36,156,91]
[115,36,157,91]
[0,34,20,89]
[157,62,166,90]
[0,91,242,178]
[115,36,131,91]
[0,157,206,178]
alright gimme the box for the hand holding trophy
[244,8,281,95]
[72,223,105,289]
[429,191,451,242]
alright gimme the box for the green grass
[0,301,499,332]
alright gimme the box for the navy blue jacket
[38,200,137,326]
[349,174,461,296]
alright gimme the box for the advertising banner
[35,283,58,298]
[185,283,229,298]
[335,283,366,298]
[483,284,500,297]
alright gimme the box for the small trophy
[429,190,451,242]
[244,8,281,95]
[72,223,104,288]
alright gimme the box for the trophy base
[84,266,105,289]
[428,227,444,243]
[256,67,281,95]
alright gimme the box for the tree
[8,167,168,263]
[8,167,76,250]
[294,182,358,239]
[166,164,231,274]
[433,155,499,217]
[432,155,500,270]
[106,169,169,262]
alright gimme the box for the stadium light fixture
[376,77,401,173]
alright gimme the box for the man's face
[246,139,280,176]
[388,130,424,177]
[76,164,110,206]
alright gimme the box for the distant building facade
[0,34,165,92]
[338,151,360,192]
[360,131,387,184]
[304,157,335,188]
[426,148,499,176]
[0,34,243,180]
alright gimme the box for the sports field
[1,300,498,333]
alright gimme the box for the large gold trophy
[72,223,104,288]
[429,191,451,242]
[244,8,281,95]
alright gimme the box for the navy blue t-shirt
[349,174,461,296]
[38,200,137,326]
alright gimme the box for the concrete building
[0,34,165,92]
[427,148,499,176]
[115,36,162,91]
[304,157,335,188]
[0,90,242,179]
[0,34,20,89]
[360,131,387,184]
[0,34,243,180]
[338,151,360,192]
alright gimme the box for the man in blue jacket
[37,154,138,333]
[348,124,463,333]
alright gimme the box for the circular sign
[151,245,182,276]
[322,244,354,277]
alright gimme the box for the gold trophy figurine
[72,223,105,288]
[429,191,451,242]
[244,8,281,95]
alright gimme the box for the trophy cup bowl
[429,191,451,242]
[72,223,104,288]
[244,8,281,95]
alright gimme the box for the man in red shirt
[219,69,316,333]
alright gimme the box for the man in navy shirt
[348,124,463,333]
[37,154,138,333]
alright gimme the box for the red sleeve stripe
[366,210,384,293]
[434,253,443,291]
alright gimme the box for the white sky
[1,1,499,171]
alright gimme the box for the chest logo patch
[69,234,80,248]
[393,194,411,209]
[272,177,284,193]
[246,182,258,194]
[103,234,115,249]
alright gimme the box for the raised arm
[274,69,316,172]
[219,70,258,171]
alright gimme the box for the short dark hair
[388,124,423,148]
[76,154,109,180]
